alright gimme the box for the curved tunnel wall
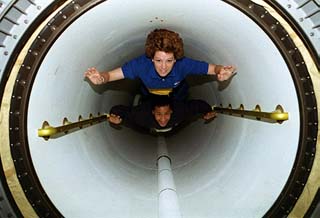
[0,0,319,218]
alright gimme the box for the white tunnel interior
[26,1,301,217]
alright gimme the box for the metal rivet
[74,4,80,10]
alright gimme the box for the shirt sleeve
[110,103,154,130]
[121,55,152,79]
[171,99,212,126]
[177,57,209,77]
[110,105,132,122]
[184,99,213,116]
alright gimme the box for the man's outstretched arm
[185,99,216,121]
[108,105,131,125]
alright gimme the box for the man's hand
[108,114,122,125]
[84,67,109,85]
[203,111,216,121]
[217,65,236,81]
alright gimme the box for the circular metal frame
[0,0,318,217]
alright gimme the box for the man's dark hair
[150,94,173,110]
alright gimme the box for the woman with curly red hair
[84,28,236,100]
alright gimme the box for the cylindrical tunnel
[0,0,319,218]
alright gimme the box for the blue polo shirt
[122,54,208,95]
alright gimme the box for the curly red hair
[145,29,184,60]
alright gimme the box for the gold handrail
[38,104,288,140]
[38,113,110,140]
[212,104,288,123]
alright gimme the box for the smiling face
[152,105,172,127]
[152,51,176,77]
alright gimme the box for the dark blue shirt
[122,55,209,95]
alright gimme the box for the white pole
[157,136,182,218]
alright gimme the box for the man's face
[152,51,176,77]
[152,105,172,127]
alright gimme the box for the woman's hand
[217,65,236,81]
[84,67,109,85]
[108,114,122,125]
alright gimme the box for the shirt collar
[153,127,173,133]
[151,67,176,79]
